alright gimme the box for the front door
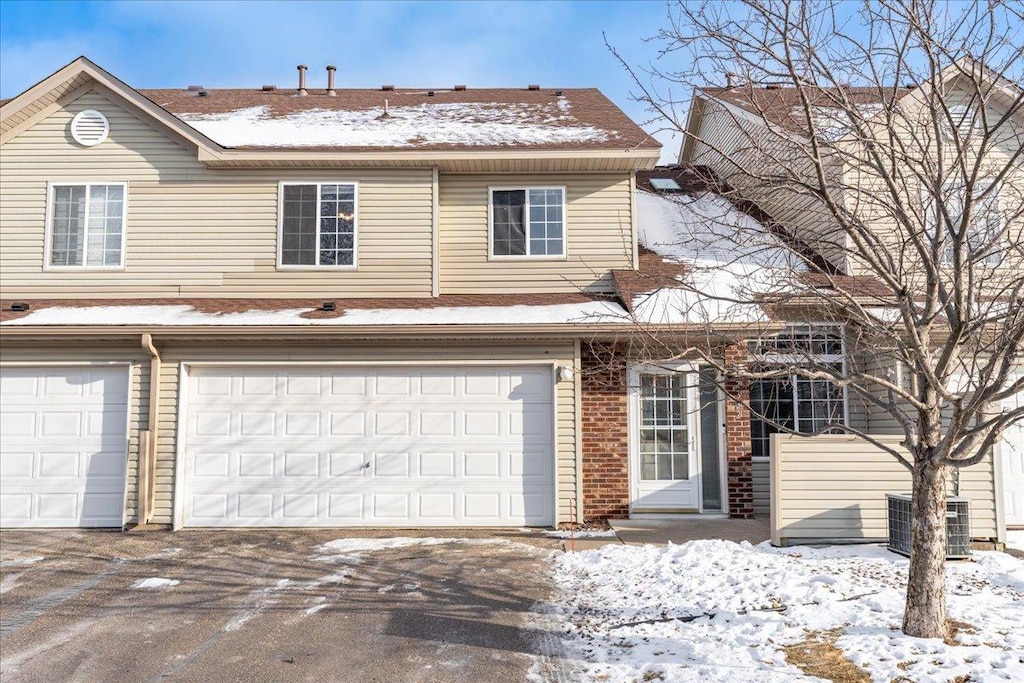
[629,367,700,512]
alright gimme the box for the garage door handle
[361,462,371,470]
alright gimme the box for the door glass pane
[699,368,722,510]
[641,453,657,480]
[638,372,688,481]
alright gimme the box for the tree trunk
[902,456,949,638]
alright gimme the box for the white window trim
[487,185,567,261]
[927,180,1003,267]
[276,181,359,270]
[43,181,128,271]
[750,323,850,462]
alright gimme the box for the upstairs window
[748,325,847,458]
[490,187,565,257]
[280,183,357,267]
[47,183,126,268]
[931,182,1002,266]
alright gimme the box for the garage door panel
[0,366,128,528]
[182,366,554,527]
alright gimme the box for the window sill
[487,254,568,262]
[44,265,126,272]
[276,265,359,271]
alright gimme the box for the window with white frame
[748,325,846,458]
[490,187,565,257]
[48,183,126,267]
[280,183,356,267]
[931,182,1002,266]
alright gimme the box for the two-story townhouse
[679,63,1022,545]
[0,57,668,530]
[0,57,1012,550]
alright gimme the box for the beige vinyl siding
[753,459,770,517]
[0,73,93,137]
[151,341,577,526]
[751,370,869,518]
[438,172,633,294]
[838,89,1024,281]
[689,98,848,272]
[0,86,434,298]
[770,434,998,545]
[0,342,149,525]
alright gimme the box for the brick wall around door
[581,342,630,520]
[580,342,755,521]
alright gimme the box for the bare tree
[611,0,1024,638]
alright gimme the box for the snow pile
[2,300,627,327]
[637,191,799,268]
[0,556,45,568]
[632,189,806,324]
[313,536,519,565]
[132,577,179,589]
[548,539,1024,682]
[543,529,619,539]
[179,100,613,148]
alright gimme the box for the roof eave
[1,56,227,154]
[196,146,662,170]
[0,319,768,340]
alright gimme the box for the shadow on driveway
[0,528,569,683]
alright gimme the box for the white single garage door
[1002,386,1024,527]
[180,365,555,527]
[0,365,129,528]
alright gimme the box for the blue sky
[0,0,688,160]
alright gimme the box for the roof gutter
[0,321,774,341]
[196,146,661,168]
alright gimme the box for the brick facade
[722,343,755,518]
[580,343,630,520]
[580,342,755,521]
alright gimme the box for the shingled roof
[139,86,660,152]
[701,84,912,138]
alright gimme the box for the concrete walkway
[610,517,770,546]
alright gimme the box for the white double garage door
[0,363,556,528]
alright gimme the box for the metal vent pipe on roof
[297,64,308,96]
[326,65,337,96]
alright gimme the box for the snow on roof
[630,188,805,322]
[178,99,613,148]
[0,301,628,327]
[636,190,804,268]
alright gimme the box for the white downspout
[140,333,161,526]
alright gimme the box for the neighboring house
[0,57,1014,549]
[679,66,1023,543]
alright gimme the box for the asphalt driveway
[0,529,566,683]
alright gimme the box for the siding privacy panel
[151,342,578,526]
[0,87,435,298]
[0,343,149,525]
[770,434,998,544]
[438,172,633,294]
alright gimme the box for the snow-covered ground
[545,540,1024,682]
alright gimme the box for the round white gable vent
[70,109,110,146]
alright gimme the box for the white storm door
[629,367,699,511]
[0,365,129,528]
[1002,385,1024,527]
